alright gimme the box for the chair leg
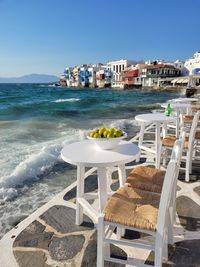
[189,150,193,174]
[155,246,162,267]
[116,227,125,239]
[167,206,174,245]
[185,152,190,182]
[97,216,105,267]
[162,147,167,167]
[162,239,168,261]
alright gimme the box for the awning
[171,79,178,83]
[181,78,189,84]
[176,79,183,84]
[171,78,189,84]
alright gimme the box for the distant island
[0,74,59,83]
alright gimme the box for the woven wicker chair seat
[192,106,200,113]
[183,115,193,123]
[104,186,160,231]
[183,115,200,124]
[196,131,200,139]
[127,166,165,193]
[162,135,189,149]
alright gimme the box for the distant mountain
[0,74,59,83]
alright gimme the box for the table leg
[106,167,113,192]
[162,122,167,138]
[76,165,85,225]
[136,122,145,162]
[118,164,126,187]
[155,123,161,169]
[97,167,108,213]
[186,106,191,115]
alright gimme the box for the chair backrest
[170,128,186,166]
[169,138,184,211]
[156,161,177,236]
[188,111,200,153]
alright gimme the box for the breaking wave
[52,98,80,103]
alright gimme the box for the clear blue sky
[0,0,199,77]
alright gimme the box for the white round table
[161,102,191,137]
[61,140,140,225]
[135,113,175,168]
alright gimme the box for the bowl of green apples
[87,127,127,150]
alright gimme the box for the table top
[61,140,140,167]
[161,102,191,109]
[135,113,175,123]
[169,98,199,103]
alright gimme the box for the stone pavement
[12,160,200,267]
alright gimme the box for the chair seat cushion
[195,131,200,139]
[104,187,160,231]
[183,115,193,124]
[162,135,188,149]
[183,115,200,124]
[127,166,165,193]
[192,106,200,112]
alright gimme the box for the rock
[176,196,200,231]
[40,206,94,234]
[49,235,85,261]
[194,186,200,197]
[63,174,98,201]
[14,220,53,250]
[14,250,50,267]
[81,231,127,267]
[145,239,200,266]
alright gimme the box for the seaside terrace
[0,97,200,267]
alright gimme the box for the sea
[0,83,181,238]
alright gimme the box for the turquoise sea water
[0,83,181,237]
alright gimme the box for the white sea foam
[0,188,18,201]
[52,98,80,103]
[0,126,81,201]
[110,118,138,129]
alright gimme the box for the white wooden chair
[126,129,186,195]
[97,160,178,267]
[127,136,185,245]
[161,111,200,182]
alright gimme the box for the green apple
[93,133,100,138]
[103,130,109,138]
[89,131,95,137]
[109,128,115,134]
[107,132,114,138]
[115,129,123,137]
[99,127,106,136]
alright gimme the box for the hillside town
[59,51,200,89]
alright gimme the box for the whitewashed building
[107,59,134,88]
[184,51,200,75]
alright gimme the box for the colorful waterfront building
[79,65,90,87]
[121,67,140,88]
[62,67,73,87]
[141,63,180,87]
[107,59,134,88]
[96,64,112,88]
[88,66,97,87]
